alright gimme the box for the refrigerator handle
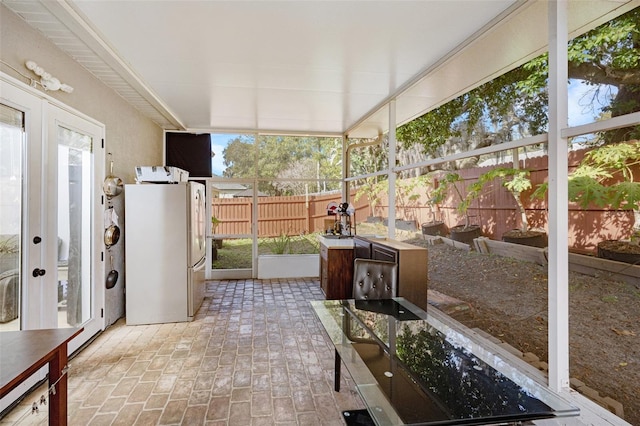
[193,256,206,271]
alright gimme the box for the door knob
[33,236,42,244]
[32,268,46,277]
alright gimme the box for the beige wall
[0,4,163,183]
[1,4,164,326]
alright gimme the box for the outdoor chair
[334,259,398,389]
[337,259,398,424]
[352,258,397,300]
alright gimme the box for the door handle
[32,268,46,277]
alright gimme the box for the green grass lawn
[212,222,397,270]
[212,233,320,269]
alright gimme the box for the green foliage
[222,135,256,178]
[431,172,465,206]
[469,168,532,196]
[256,232,322,256]
[211,216,221,233]
[567,176,610,208]
[469,168,533,232]
[430,172,477,228]
[395,176,427,219]
[354,177,388,217]
[397,8,640,155]
[396,97,467,156]
[212,238,252,269]
[351,139,389,216]
[297,232,321,254]
[568,141,640,210]
[396,57,549,156]
[212,236,321,269]
[261,233,291,255]
[349,139,388,176]
[222,135,342,195]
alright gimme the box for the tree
[397,7,640,157]
[222,135,256,178]
[274,159,317,195]
[469,168,535,233]
[223,135,342,195]
[431,172,478,229]
[350,138,389,217]
[348,137,388,177]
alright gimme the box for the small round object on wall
[104,224,120,248]
[103,157,123,199]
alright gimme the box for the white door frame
[1,73,105,411]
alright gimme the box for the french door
[1,77,104,407]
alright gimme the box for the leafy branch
[431,172,478,229]
[535,141,640,243]
[468,168,533,233]
[567,142,640,211]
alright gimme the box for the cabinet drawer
[372,244,397,264]
[354,236,372,259]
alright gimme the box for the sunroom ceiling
[2,0,636,138]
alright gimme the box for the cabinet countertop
[318,235,355,248]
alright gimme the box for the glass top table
[311,298,579,425]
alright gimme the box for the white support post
[547,0,570,392]
[342,135,349,203]
[388,100,397,239]
[511,148,520,169]
[252,177,259,279]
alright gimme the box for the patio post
[547,0,570,392]
[342,135,349,203]
[388,99,397,239]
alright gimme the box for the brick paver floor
[1,279,364,425]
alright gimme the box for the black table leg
[334,348,341,392]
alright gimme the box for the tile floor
[1,279,364,425]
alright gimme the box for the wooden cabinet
[375,239,428,310]
[354,236,372,259]
[320,243,354,300]
[372,243,397,264]
[320,236,428,309]
[355,237,429,311]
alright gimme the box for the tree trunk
[631,209,640,245]
[605,84,640,143]
[511,190,529,232]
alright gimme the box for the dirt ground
[403,238,640,425]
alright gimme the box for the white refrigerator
[125,182,206,325]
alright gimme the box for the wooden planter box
[473,237,640,286]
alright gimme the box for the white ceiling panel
[3,0,636,136]
[66,0,517,133]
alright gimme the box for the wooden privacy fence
[212,192,370,238]
[212,149,635,254]
[373,149,636,254]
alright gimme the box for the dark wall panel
[166,132,212,177]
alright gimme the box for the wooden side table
[1,328,83,425]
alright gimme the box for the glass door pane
[0,103,24,331]
[48,104,104,352]
[56,126,92,328]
